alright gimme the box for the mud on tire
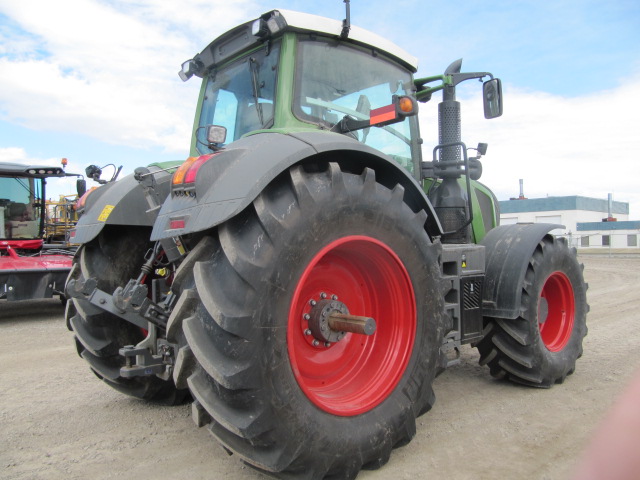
[66,226,188,404]
[169,163,445,478]
[477,235,588,387]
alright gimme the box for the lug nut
[324,342,331,347]
[303,313,311,320]
[332,294,338,300]
[304,329,312,336]
[312,340,320,347]
[309,299,317,306]
[320,292,327,299]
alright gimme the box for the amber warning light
[369,95,418,127]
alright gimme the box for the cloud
[0,0,261,153]
[418,76,640,218]
[0,146,30,163]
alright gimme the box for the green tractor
[66,7,588,478]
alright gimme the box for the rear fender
[72,165,174,245]
[151,131,443,240]
[481,223,563,319]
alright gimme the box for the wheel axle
[306,298,377,344]
[328,313,376,336]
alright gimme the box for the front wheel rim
[288,236,416,416]
[539,271,575,352]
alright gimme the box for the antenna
[341,0,351,39]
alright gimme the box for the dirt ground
[1,255,639,480]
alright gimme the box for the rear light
[169,219,185,229]
[172,156,198,185]
[171,154,217,191]
[184,156,211,184]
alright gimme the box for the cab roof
[274,9,418,71]
[187,9,418,80]
[0,162,67,178]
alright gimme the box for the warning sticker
[97,205,115,222]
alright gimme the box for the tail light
[171,154,217,194]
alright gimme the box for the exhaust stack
[603,193,617,222]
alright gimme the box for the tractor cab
[0,162,85,301]
[0,166,49,241]
[0,163,86,244]
[183,9,422,175]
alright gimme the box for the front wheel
[172,163,445,477]
[477,235,588,387]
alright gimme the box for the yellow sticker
[97,205,115,222]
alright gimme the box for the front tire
[477,235,588,387]
[172,163,444,477]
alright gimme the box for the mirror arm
[414,74,446,103]
[449,71,493,87]
[415,84,444,103]
[414,74,445,89]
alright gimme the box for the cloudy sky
[1,0,639,217]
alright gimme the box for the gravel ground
[1,255,639,479]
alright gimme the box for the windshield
[0,176,42,239]
[294,38,419,173]
[196,43,280,154]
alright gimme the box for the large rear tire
[476,235,588,387]
[66,226,188,404]
[171,163,444,477]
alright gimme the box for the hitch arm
[66,275,170,330]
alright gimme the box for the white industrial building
[499,195,640,249]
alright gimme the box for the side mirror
[76,179,87,197]
[483,78,503,119]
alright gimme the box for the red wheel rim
[288,236,416,416]
[539,271,575,352]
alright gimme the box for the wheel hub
[308,298,349,343]
[302,293,378,348]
